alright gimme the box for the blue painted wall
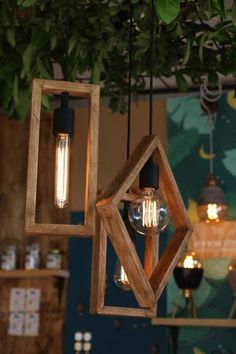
[64,212,168,354]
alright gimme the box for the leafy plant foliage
[1,0,236,120]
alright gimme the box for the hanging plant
[0,0,236,120]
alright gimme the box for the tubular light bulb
[54,133,70,209]
[113,260,131,291]
[128,187,169,235]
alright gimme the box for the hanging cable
[127,0,132,159]
[149,0,155,135]
[64,0,70,81]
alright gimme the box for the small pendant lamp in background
[197,81,227,222]
[173,250,203,318]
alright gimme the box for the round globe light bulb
[128,187,169,235]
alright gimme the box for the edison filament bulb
[53,92,74,209]
[113,259,131,291]
[54,133,70,208]
[128,187,169,235]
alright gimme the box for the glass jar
[46,249,62,269]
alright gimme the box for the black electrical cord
[149,0,155,135]
[64,0,70,81]
[127,0,132,159]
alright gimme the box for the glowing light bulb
[198,174,227,222]
[113,260,131,291]
[128,187,169,235]
[207,203,218,220]
[54,133,70,209]
[183,255,195,269]
[53,92,74,209]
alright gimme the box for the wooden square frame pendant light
[90,135,192,317]
[25,79,99,237]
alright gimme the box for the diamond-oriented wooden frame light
[90,135,192,317]
[25,79,99,237]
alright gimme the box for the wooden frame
[25,79,99,236]
[151,318,236,327]
[90,135,192,317]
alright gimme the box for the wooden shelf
[151,318,236,328]
[0,269,70,279]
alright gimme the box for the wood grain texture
[97,205,155,308]
[25,79,42,231]
[150,229,192,298]
[151,318,236,327]
[90,216,157,317]
[90,218,107,313]
[99,135,158,206]
[144,231,159,280]
[91,134,191,317]
[25,78,99,236]
[98,306,156,318]
[0,269,69,279]
[37,78,97,96]
[155,139,191,230]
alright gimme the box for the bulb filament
[142,188,159,227]
[54,134,70,208]
[120,266,130,285]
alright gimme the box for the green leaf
[7,29,16,47]
[14,87,31,121]
[168,96,211,134]
[232,0,236,26]
[23,0,37,7]
[0,7,10,26]
[0,82,13,109]
[182,39,191,65]
[222,148,236,176]
[68,36,77,55]
[32,30,49,49]
[21,45,33,79]
[42,94,52,110]
[13,75,19,102]
[50,35,57,50]
[168,128,199,168]
[155,0,180,24]
[175,72,188,92]
[199,32,208,62]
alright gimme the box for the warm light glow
[120,266,130,286]
[54,134,70,209]
[207,203,219,220]
[113,260,131,291]
[128,187,169,235]
[183,255,195,269]
[142,191,159,227]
